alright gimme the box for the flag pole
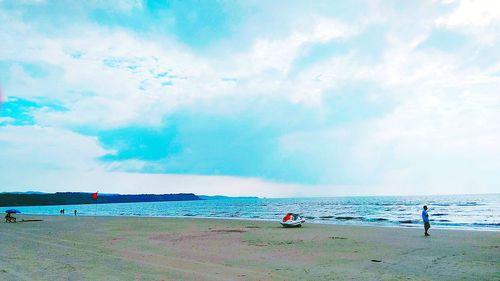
[93,191,98,220]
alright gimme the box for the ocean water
[8,194,499,230]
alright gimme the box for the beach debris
[280,213,305,227]
[329,236,347,240]
[371,259,382,262]
[210,229,247,233]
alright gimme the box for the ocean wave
[367,218,389,221]
[471,223,500,227]
[456,202,482,206]
[335,216,362,221]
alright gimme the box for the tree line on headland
[0,192,201,207]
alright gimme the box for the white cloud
[0,123,351,197]
[0,8,363,129]
[233,16,357,76]
[436,0,500,28]
[435,0,500,45]
[0,165,327,198]
[0,125,109,173]
[0,22,212,128]
[0,117,15,124]
[1,1,499,195]
[270,9,500,195]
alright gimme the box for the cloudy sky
[0,0,499,197]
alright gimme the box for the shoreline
[5,193,498,233]
[17,213,500,232]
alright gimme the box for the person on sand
[422,205,430,236]
[5,213,16,223]
[74,209,77,216]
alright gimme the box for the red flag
[92,192,98,200]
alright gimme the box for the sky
[0,0,499,197]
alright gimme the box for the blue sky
[0,0,499,196]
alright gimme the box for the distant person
[62,209,65,215]
[5,213,16,223]
[422,205,430,236]
[74,209,77,216]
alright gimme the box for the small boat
[280,213,306,227]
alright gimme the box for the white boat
[280,213,306,227]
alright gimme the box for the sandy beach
[0,215,498,281]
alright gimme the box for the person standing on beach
[422,205,430,236]
[74,209,77,216]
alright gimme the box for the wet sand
[0,215,498,280]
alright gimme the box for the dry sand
[0,215,498,280]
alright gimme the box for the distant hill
[0,192,201,207]
[0,191,47,194]
[199,195,259,200]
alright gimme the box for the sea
[8,194,500,230]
